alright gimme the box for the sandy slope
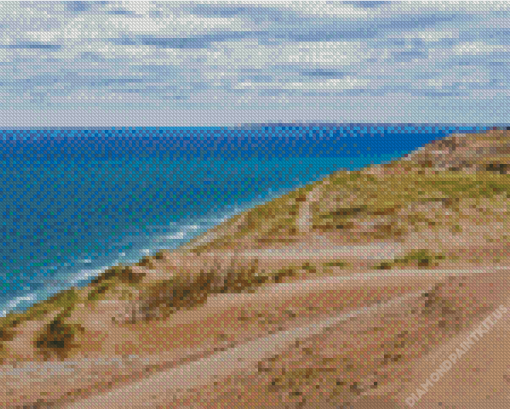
[55,267,498,408]
[352,268,510,409]
[62,291,423,408]
[0,267,466,408]
[149,269,508,409]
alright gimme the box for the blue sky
[0,1,509,127]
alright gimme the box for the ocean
[0,124,495,316]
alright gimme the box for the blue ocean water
[0,124,496,315]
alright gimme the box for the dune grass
[313,171,510,232]
[126,257,308,322]
[182,163,510,252]
[0,287,82,333]
[373,250,447,270]
[184,182,324,252]
[322,260,349,268]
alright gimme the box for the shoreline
[0,154,399,319]
[0,124,497,320]
[1,127,509,323]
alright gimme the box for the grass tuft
[34,310,85,360]
[373,250,446,270]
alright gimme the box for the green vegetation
[129,258,267,322]
[181,159,510,251]
[315,171,510,231]
[185,181,325,252]
[373,250,446,270]
[87,282,112,302]
[91,264,145,285]
[0,265,148,358]
[0,287,81,335]
[34,309,85,360]
[86,264,146,303]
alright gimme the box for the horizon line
[0,123,507,131]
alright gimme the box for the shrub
[127,272,213,322]
[87,282,111,301]
[323,261,348,268]
[34,311,85,359]
[395,250,445,267]
[373,250,446,270]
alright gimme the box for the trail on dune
[62,268,491,409]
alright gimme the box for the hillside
[179,128,510,255]
[1,128,510,407]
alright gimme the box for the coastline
[1,127,508,323]
[1,128,510,407]
[0,153,403,319]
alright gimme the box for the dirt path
[59,268,492,409]
[352,279,510,409]
[61,291,426,408]
[240,242,401,261]
[0,267,450,408]
[173,269,509,409]
[296,183,323,234]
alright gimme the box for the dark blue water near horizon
[0,123,497,315]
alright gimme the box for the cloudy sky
[1,1,509,127]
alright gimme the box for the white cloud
[453,41,509,56]
[281,2,374,18]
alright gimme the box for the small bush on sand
[273,267,298,283]
[374,250,446,270]
[135,273,213,321]
[0,327,14,342]
[34,310,85,360]
[136,256,157,269]
[87,282,112,302]
[323,261,348,268]
[395,250,445,267]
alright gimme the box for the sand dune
[1,129,510,408]
[61,268,509,408]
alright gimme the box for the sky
[1,1,510,127]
